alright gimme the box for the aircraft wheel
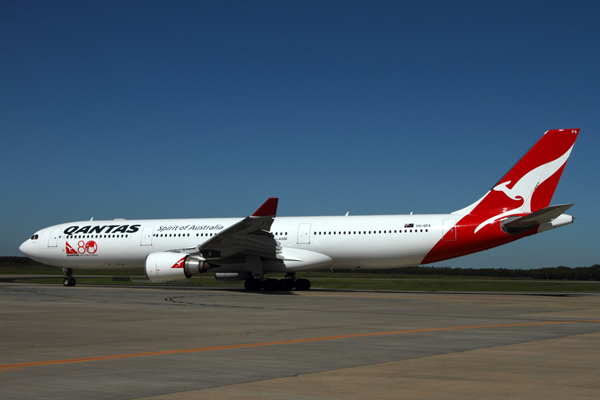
[63,278,71,287]
[278,279,294,291]
[295,278,311,291]
[70,278,76,286]
[244,278,261,292]
[263,279,279,292]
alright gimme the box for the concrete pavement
[1,283,598,399]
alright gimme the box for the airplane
[20,129,579,291]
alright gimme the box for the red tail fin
[422,129,579,264]
[454,129,579,218]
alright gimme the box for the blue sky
[1,1,598,269]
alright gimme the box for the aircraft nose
[19,239,31,257]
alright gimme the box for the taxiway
[1,282,599,399]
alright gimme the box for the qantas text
[63,225,141,235]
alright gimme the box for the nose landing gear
[62,268,76,287]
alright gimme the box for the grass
[3,257,600,292]
[0,257,140,276]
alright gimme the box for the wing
[174,198,280,261]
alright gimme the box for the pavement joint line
[1,319,599,372]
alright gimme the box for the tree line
[4,256,599,281]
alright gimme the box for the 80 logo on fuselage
[66,241,97,256]
[79,240,97,254]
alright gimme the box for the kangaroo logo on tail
[474,143,575,233]
[492,144,574,212]
[493,181,522,201]
[451,129,579,234]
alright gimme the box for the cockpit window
[30,234,39,240]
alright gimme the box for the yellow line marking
[1,320,599,371]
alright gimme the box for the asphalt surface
[1,282,599,399]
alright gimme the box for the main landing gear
[62,268,76,287]
[244,273,311,292]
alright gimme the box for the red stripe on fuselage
[422,216,535,264]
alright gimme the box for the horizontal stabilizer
[502,204,574,234]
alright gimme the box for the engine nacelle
[145,252,212,283]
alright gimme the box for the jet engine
[145,252,212,283]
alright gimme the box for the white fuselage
[20,214,450,273]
